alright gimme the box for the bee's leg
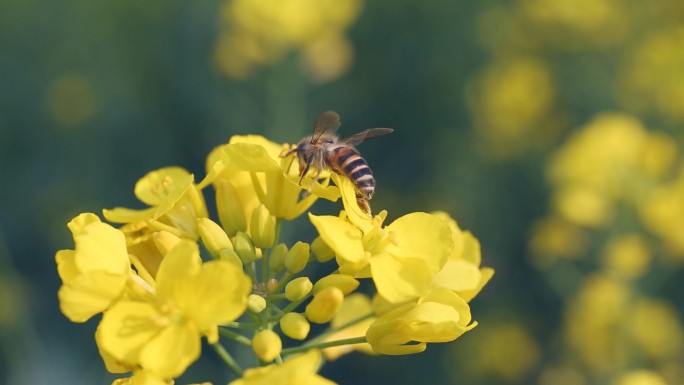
[298,156,314,186]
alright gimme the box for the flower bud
[285,277,313,301]
[220,248,243,268]
[269,243,288,273]
[216,180,247,236]
[285,241,310,273]
[250,204,275,249]
[196,217,232,259]
[233,231,256,264]
[280,313,310,340]
[152,230,182,255]
[267,278,279,293]
[314,274,360,296]
[247,294,267,314]
[311,236,335,262]
[306,287,344,324]
[252,329,282,362]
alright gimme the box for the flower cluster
[55,134,492,384]
[214,0,362,83]
[526,113,684,385]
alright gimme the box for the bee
[284,111,393,215]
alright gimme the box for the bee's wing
[313,111,341,139]
[341,128,394,146]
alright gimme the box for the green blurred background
[3,0,684,384]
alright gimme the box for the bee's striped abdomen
[330,147,375,199]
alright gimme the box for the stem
[223,321,260,330]
[280,337,368,356]
[281,292,312,314]
[211,342,243,377]
[245,263,258,285]
[267,302,286,318]
[273,271,294,294]
[218,327,253,347]
[306,313,374,346]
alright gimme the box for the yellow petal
[55,249,78,283]
[180,260,252,332]
[153,173,194,220]
[369,253,432,303]
[58,271,127,322]
[102,207,157,224]
[139,323,201,379]
[332,174,373,230]
[457,267,495,303]
[67,212,102,236]
[134,167,192,206]
[460,231,482,266]
[369,342,426,355]
[229,135,284,162]
[309,214,365,263]
[431,260,481,292]
[98,301,163,365]
[221,142,281,172]
[154,240,203,301]
[95,328,130,374]
[74,222,129,275]
[385,212,453,272]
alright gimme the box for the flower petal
[73,222,129,274]
[102,207,157,223]
[179,260,251,333]
[139,323,201,379]
[152,173,194,220]
[309,214,365,263]
[222,142,281,172]
[58,271,127,322]
[385,212,453,272]
[134,167,192,206]
[67,213,102,236]
[55,249,78,283]
[369,252,432,303]
[431,260,481,292]
[155,240,202,301]
[98,301,163,365]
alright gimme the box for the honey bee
[284,111,393,214]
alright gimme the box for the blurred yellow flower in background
[520,0,628,49]
[466,56,558,160]
[547,113,676,228]
[617,26,684,120]
[214,0,362,83]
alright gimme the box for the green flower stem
[267,302,286,317]
[281,291,312,314]
[245,263,258,285]
[273,271,294,294]
[218,327,253,347]
[211,342,243,377]
[224,321,260,330]
[261,218,283,284]
[280,336,368,356]
[305,312,374,346]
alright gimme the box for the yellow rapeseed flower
[310,175,453,303]
[56,213,131,323]
[103,167,208,239]
[220,135,340,220]
[98,240,251,379]
[228,349,337,385]
[365,287,477,355]
[431,212,494,302]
